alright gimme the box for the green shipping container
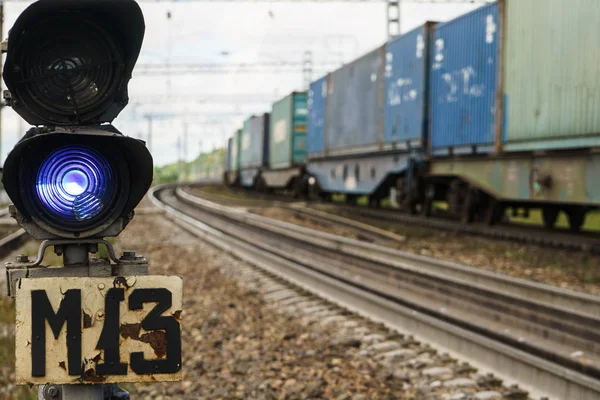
[269,92,308,169]
[503,0,600,151]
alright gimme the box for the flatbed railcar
[224,0,600,232]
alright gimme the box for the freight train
[224,0,600,232]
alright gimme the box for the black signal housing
[3,0,145,126]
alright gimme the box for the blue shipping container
[327,46,384,154]
[384,23,434,148]
[430,2,499,152]
[307,75,328,155]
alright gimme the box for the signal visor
[3,127,153,240]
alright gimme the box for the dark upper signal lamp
[1,0,153,241]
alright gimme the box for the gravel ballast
[122,208,528,400]
[0,203,530,399]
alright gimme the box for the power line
[131,94,278,104]
[3,0,494,2]
[134,61,338,75]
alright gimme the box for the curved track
[153,185,600,400]
[188,183,600,253]
[0,229,29,260]
[0,209,29,259]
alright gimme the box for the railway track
[184,186,407,245]
[0,209,29,260]
[187,183,600,253]
[0,229,29,260]
[153,185,600,400]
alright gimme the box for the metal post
[176,136,182,182]
[387,0,401,39]
[61,385,104,400]
[198,140,204,177]
[302,50,313,90]
[146,115,153,154]
[183,122,188,182]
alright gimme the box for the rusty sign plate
[15,276,183,385]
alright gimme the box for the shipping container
[231,130,241,171]
[502,0,600,151]
[225,131,241,185]
[269,92,308,169]
[307,75,328,156]
[326,45,385,155]
[384,23,435,150]
[429,2,499,153]
[240,114,270,170]
[226,137,233,171]
[430,0,600,154]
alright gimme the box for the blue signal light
[36,145,115,223]
[62,170,89,196]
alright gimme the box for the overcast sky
[0,0,482,167]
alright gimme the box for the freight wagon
[224,130,241,186]
[226,0,600,232]
[307,24,433,206]
[239,113,270,188]
[414,0,600,230]
[261,92,309,193]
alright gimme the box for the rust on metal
[81,367,106,383]
[119,323,141,340]
[83,311,92,329]
[113,276,131,289]
[120,323,168,358]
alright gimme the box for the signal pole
[183,121,188,182]
[302,50,313,90]
[1,2,182,399]
[145,115,154,154]
[0,0,4,166]
[387,0,401,39]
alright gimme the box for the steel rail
[152,185,600,399]
[181,187,404,243]
[180,186,600,318]
[0,228,29,259]
[172,188,600,380]
[187,184,600,253]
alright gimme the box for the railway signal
[1,1,183,399]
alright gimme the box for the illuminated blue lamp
[35,145,116,223]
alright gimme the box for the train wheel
[421,184,435,217]
[256,177,267,194]
[460,188,477,224]
[485,199,505,226]
[368,196,380,208]
[404,198,418,214]
[542,207,559,229]
[293,178,303,199]
[566,208,586,232]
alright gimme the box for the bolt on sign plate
[14,276,183,385]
